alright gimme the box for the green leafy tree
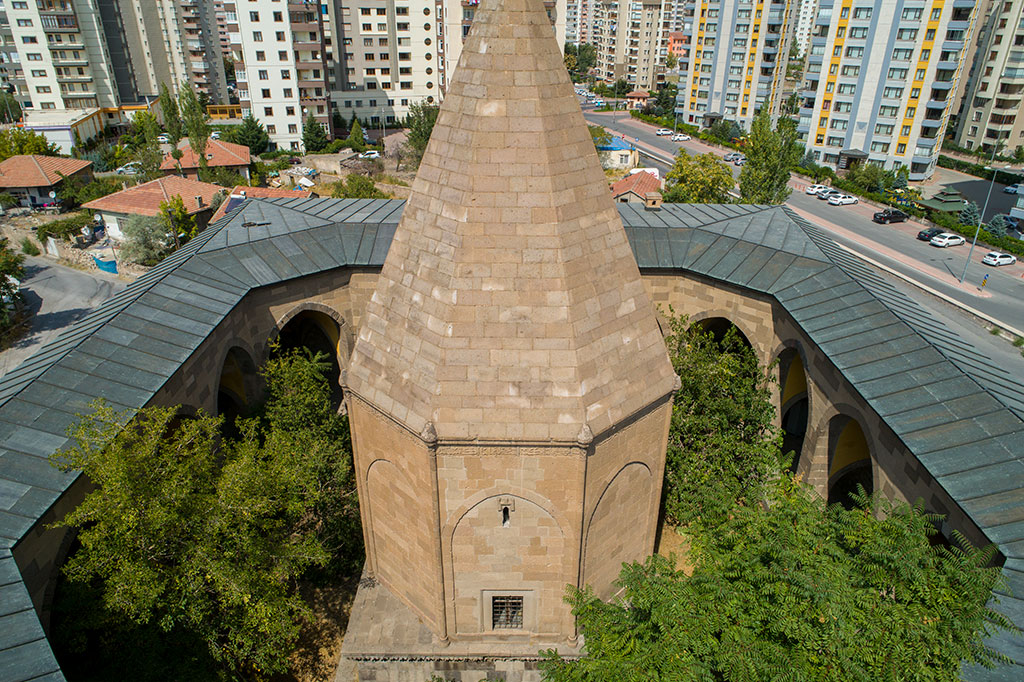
[661,311,781,526]
[158,82,183,142]
[303,114,329,153]
[959,201,981,227]
[230,114,269,155]
[739,110,801,204]
[159,194,198,248]
[51,349,359,676]
[0,192,17,209]
[1014,145,1024,163]
[132,111,165,179]
[706,118,733,143]
[119,214,168,265]
[665,52,678,70]
[332,108,345,134]
[563,51,578,74]
[0,237,25,328]
[576,43,597,73]
[402,101,439,169]
[612,78,630,98]
[330,174,389,199]
[653,82,678,116]
[542,482,1009,682]
[57,175,126,208]
[0,89,22,124]
[178,85,211,171]
[0,127,61,161]
[663,152,736,204]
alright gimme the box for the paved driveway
[0,257,125,378]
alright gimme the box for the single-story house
[82,176,224,240]
[597,136,638,170]
[160,138,252,181]
[20,109,104,155]
[610,170,662,204]
[209,185,315,223]
[0,155,93,208]
[625,90,650,110]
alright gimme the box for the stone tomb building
[0,0,1023,680]
[342,0,677,656]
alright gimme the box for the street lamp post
[959,140,1002,284]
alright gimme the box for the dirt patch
[655,520,694,576]
[278,577,359,682]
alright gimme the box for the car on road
[157,134,169,144]
[828,194,858,205]
[982,251,1018,266]
[723,152,742,162]
[873,208,908,224]
[210,131,221,140]
[817,188,843,201]
[359,150,381,159]
[917,226,944,241]
[115,162,141,175]
[593,99,604,107]
[1004,183,1023,194]
[671,133,690,141]
[806,184,830,195]
[930,233,967,248]
[656,128,673,136]
[734,156,747,166]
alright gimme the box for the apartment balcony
[51,56,87,66]
[951,0,973,7]
[298,78,324,88]
[191,61,210,72]
[947,20,970,32]
[294,59,322,70]
[290,20,318,32]
[56,74,92,83]
[40,15,78,31]
[293,38,320,50]
[931,79,953,90]
[942,40,964,52]
[925,97,947,109]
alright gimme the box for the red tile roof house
[625,90,650,110]
[159,138,252,181]
[610,170,662,204]
[0,155,93,208]
[209,185,315,223]
[82,176,225,241]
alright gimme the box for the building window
[255,51,265,61]
[258,70,268,80]
[35,86,50,93]
[41,102,55,109]
[22,36,37,44]
[261,88,271,97]
[492,596,523,629]
[16,19,32,27]
[288,124,297,133]
[253,31,263,41]
[249,11,259,21]
[264,107,273,116]
[273,11,282,21]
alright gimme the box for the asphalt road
[583,104,1024,332]
[0,257,125,379]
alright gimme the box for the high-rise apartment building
[797,1,976,180]
[0,0,120,111]
[0,0,227,117]
[230,0,333,151]
[954,0,1024,154]
[791,0,818,57]
[321,0,441,130]
[593,0,667,91]
[674,1,793,129]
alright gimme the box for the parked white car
[656,128,673,136]
[671,133,690,141]
[827,194,858,205]
[930,233,967,247]
[982,251,1018,266]
[157,134,170,143]
[806,184,830,195]
[1003,183,1023,194]
[359,150,381,159]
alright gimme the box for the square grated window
[492,596,523,629]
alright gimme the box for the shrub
[937,155,1024,186]
[0,192,18,209]
[35,211,93,243]
[19,237,40,256]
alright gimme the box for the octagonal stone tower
[344,0,677,648]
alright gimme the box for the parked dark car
[917,226,944,241]
[873,208,909,224]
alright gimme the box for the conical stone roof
[346,0,677,442]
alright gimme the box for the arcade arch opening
[827,415,873,509]
[274,309,345,409]
[778,348,809,473]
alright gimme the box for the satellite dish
[48,191,56,198]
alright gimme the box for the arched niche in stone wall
[271,306,348,409]
[449,494,566,638]
[777,346,810,473]
[827,414,874,509]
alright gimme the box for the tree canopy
[178,85,211,168]
[51,349,360,676]
[540,311,1009,682]
[663,152,735,204]
[330,174,389,199]
[0,237,25,329]
[739,111,802,204]
[158,82,183,143]
[402,101,439,169]
[230,114,270,155]
[0,127,61,161]
[303,114,329,153]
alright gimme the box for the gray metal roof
[0,197,1020,680]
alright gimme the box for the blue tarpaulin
[92,256,117,274]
